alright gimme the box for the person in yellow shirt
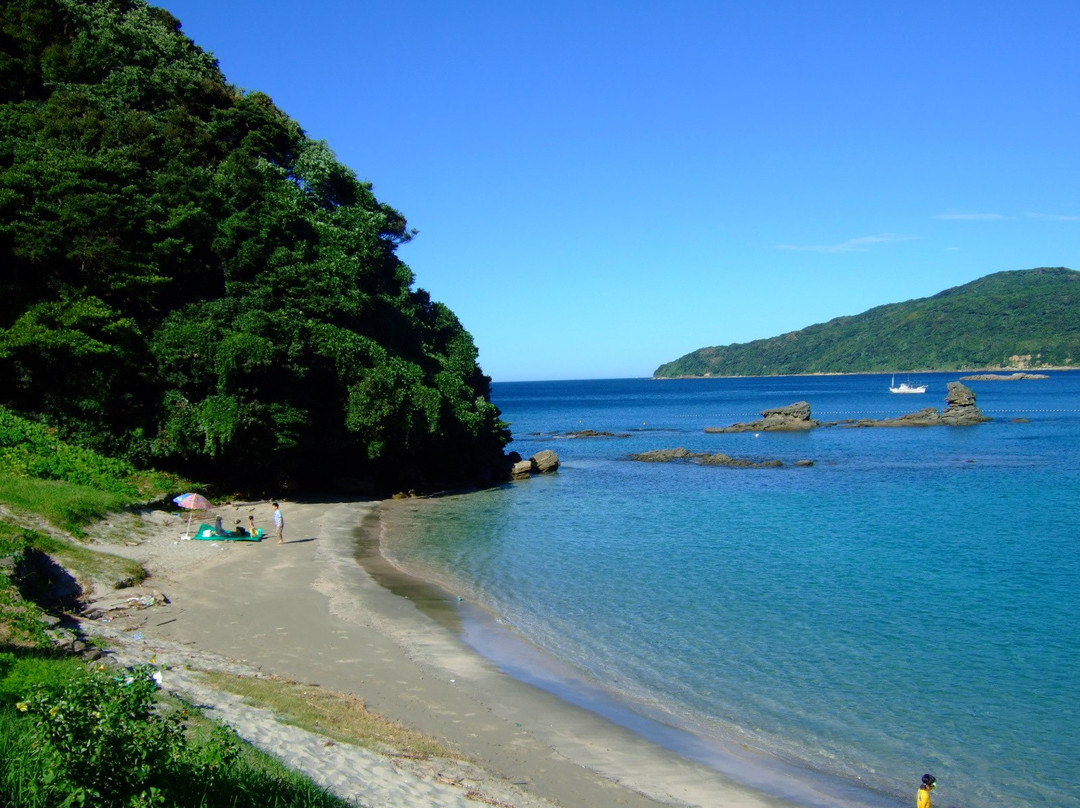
[917,774,936,808]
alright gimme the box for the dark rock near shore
[705,400,819,433]
[509,449,561,480]
[510,460,532,479]
[531,449,561,473]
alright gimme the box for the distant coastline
[652,366,1080,380]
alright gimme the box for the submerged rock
[960,372,1050,381]
[629,448,799,469]
[562,429,631,438]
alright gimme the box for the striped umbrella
[173,493,211,538]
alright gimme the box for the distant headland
[654,267,1079,379]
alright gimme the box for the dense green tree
[0,0,509,491]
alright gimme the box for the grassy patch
[198,671,459,760]
[0,475,132,537]
[0,407,193,536]
[45,539,148,592]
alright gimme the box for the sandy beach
[78,498,801,808]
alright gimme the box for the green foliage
[18,665,186,806]
[0,653,89,706]
[0,658,351,807]
[655,267,1080,377]
[0,407,185,536]
[0,520,51,647]
[0,0,509,491]
[0,407,137,494]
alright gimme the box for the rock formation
[960,372,1050,381]
[848,381,990,427]
[562,429,631,438]
[630,448,803,468]
[705,382,989,433]
[530,449,561,473]
[508,449,562,480]
[704,400,819,433]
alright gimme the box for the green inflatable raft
[192,523,264,542]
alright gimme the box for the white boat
[890,375,927,394]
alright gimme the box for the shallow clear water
[378,373,1080,808]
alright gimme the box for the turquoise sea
[377,373,1080,808]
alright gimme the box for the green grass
[198,671,459,760]
[0,475,131,537]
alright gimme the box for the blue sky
[155,0,1079,381]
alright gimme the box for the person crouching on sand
[918,774,936,808]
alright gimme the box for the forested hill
[0,0,510,492]
[654,267,1080,378]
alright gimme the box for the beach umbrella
[173,493,211,538]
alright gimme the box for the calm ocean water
[378,373,1080,808]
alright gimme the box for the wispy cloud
[775,233,920,253]
[1027,212,1080,222]
[934,212,1007,221]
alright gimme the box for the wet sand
[83,498,801,808]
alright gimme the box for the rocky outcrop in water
[704,382,989,433]
[960,372,1050,381]
[704,401,819,433]
[847,381,990,427]
[630,448,809,468]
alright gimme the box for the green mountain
[0,0,509,492]
[654,267,1080,378]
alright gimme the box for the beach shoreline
[79,497,798,808]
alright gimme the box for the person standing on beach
[917,774,936,808]
[272,502,284,544]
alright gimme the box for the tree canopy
[654,267,1080,378]
[0,0,510,491]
